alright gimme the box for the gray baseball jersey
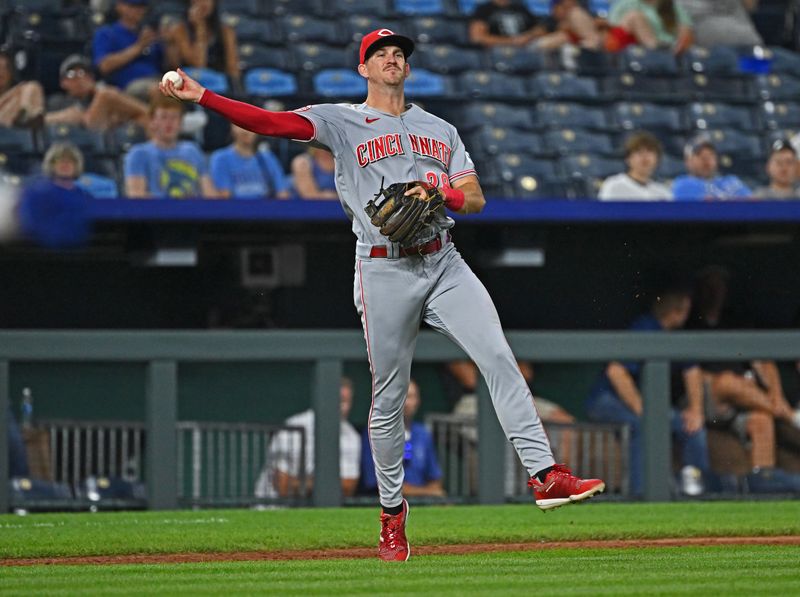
[297,102,554,508]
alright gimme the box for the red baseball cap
[359,28,414,65]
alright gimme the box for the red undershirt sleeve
[198,90,315,141]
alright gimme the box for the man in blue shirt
[92,0,166,100]
[361,379,445,497]
[585,287,710,497]
[672,135,751,200]
[124,95,213,198]
[209,124,290,199]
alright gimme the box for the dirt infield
[3,536,800,567]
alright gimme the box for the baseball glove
[364,180,444,245]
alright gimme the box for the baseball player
[160,28,605,562]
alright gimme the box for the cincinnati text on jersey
[357,133,452,169]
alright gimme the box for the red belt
[370,233,451,258]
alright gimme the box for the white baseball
[162,70,184,89]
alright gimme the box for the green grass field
[1,502,799,595]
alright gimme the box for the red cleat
[378,499,410,561]
[529,464,605,511]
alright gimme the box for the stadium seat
[109,124,147,155]
[657,132,689,157]
[245,68,299,97]
[717,153,766,181]
[292,44,353,72]
[0,126,37,154]
[761,46,800,78]
[536,102,610,131]
[459,71,528,99]
[574,49,619,75]
[335,0,393,16]
[412,17,470,46]
[415,44,483,74]
[342,16,403,45]
[270,0,325,16]
[468,126,543,156]
[687,74,757,103]
[45,124,106,155]
[689,102,760,132]
[404,68,452,98]
[529,72,599,101]
[281,15,341,45]
[655,153,685,179]
[561,153,624,180]
[543,128,615,156]
[395,0,447,15]
[603,73,689,102]
[613,102,686,132]
[755,74,800,101]
[621,46,679,76]
[183,68,229,94]
[760,102,800,130]
[684,46,740,76]
[219,0,264,16]
[224,17,280,44]
[77,173,118,199]
[488,46,546,74]
[238,45,292,71]
[703,129,764,159]
[457,0,480,14]
[312,69,367,97]
[524,0,551,16]
[494,153,564,198]
[461,102,537,132]
[7,0,62,10]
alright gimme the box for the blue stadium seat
[405,68,452,98]
[688,102,759,132]
[655,153,685,179]
[536,102,610,131]
[219,0,265,16]
[755,74,800,101]
[494,152,562,194]
[415,44,483,74]
[0,126,37,154]
[687,74,756,103]
[312,69,367,97]
[292,44,353,72]
[395,0,446,15]
[335,0,393,16]
[543,128,615,156]
[468,126,543,156]
[461,102,537,132]
[603,74,689,102]
[761,46,800,78]
[342,16,403,45]
[238,44,292,71]
[459,71,528,99]
[621,46,679,76]
[77,173,119,199]
[760,102,800,130]
[613,102,686,132]
[561,153,624,179]
[245,68,299,97]
[412,17,470,46]
[704,129,764,159]
[270,0,325,16]
[529,72,599,101]
[183,68,229,94]
[281,15,341,45]
[108,124,147,156]
[684,46,740,76]
[574,49,619,75]
[457,0,480,15]
[225,16,280,44]
[717,153,765,181]
[488,46,546,74]
[45,124,106,155]
[524,0,551,16]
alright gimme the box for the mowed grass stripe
[1,546,799,596]
[1,502,799,559]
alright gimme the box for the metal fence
[426,414,630,500]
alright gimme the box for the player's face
[151,107,182,144]
[626,147,658,180]
[363,46,409,86]
[687,147,717,179]
[767,149,797,187]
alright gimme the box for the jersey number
[425,172,450,188]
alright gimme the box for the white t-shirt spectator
[254,409,361,498]
[598,173,672,201]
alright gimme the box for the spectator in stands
[687,266,800,493]
[93,0,172,101]
[598,131,672,201]
[360,379,446,498]
[209,124,290,199]
[535,0,603,51]
[676,0,762,47]
[291,147,338,199]
[123,95,213,198]
[45,55,148,131]
[0,50,45,129]
[164,0,241,92]
[672,134,751,200]
[255,377,361,499]
[752,139,800,200]
[605,0,694,53]
[468,0,549,47]
[585,287,711,497]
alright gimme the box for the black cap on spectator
[59,55,92,79]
